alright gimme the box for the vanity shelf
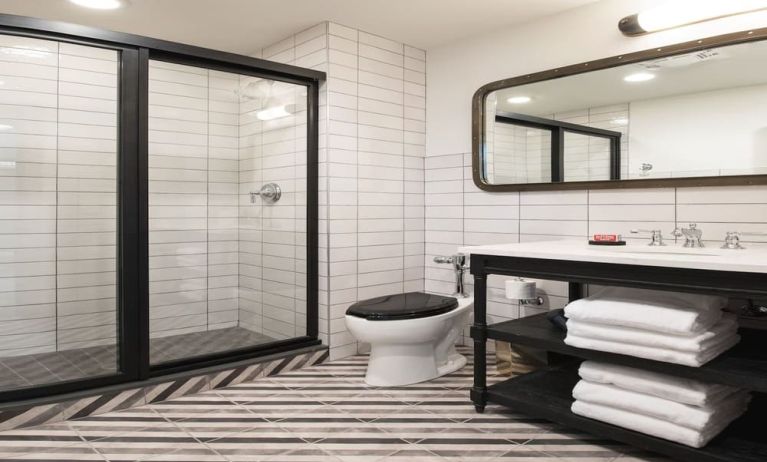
[477,313,767,392]
[490,367,767,462]
[463,243,767,462]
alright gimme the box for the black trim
[306,82,320,339]
[120,47,141,379]
[494,113,622,183]
[0,13,324,82]
[137,47,151,381]
[0,14,324,404]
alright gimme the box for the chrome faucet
[630,229,666,246]
[674,223,704,248]
[433,253,469,298]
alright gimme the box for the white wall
[424,0,767,337]
[629,84,767,177]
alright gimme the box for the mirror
[474,29,767,190]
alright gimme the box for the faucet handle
[630,229,666,246]
[722,231,744,250]
[722,231,767,250]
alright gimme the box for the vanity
[460,240,767,462]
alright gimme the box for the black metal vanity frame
[470,253,767,462]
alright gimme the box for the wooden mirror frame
[472,27,767,191]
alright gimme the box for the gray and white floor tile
[0,347,671,461]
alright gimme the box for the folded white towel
[572,379,750,431]
[571,399,747,448]
[567,314,738,353]
[565,332,739,367]
[564,287,727,334]
[578,361,740,407]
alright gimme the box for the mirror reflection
[483,39,767,185]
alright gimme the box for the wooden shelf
[488,368,767,462]
[477,313,767,392]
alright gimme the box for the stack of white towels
[571,361,750,448]
[564,287,739,367]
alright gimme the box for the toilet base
[364,344,467,387]
[437,352,467,377]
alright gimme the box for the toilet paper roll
[505,279,537,300]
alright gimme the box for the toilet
[345,291,474,386]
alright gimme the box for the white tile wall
[259,22,426,359]
[0,35,119,357]
[149,60,216,339]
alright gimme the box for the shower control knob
[250,183,282,204]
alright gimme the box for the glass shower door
[0,34,120,391]
[147,59,307,365]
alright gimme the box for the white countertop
[459,240,767,274]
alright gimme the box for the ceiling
[0,0,597,55]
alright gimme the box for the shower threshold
[0,327,275,393]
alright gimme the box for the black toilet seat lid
[346,291,459,321]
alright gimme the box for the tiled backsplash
[0,35,119,357]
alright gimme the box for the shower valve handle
[250,183,281,204]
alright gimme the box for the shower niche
[0,15,322,401]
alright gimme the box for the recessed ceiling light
[624,72,655,82]
[507,96,531,104]
[69,0,126,10]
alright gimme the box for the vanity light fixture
[619,0,767,36]
[506,96,531,104]
[624,72,655,82]
[69,0,126,10]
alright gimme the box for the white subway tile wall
[0,34,119,360]
[259,22,426,359]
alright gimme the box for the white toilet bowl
[345,293,473,386]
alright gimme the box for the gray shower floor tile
[0,327,274,392]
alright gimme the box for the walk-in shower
[0,14,321,402]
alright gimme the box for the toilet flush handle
[433,253,469,298]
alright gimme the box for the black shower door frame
[0,14,323,404]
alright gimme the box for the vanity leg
[471,271,488,414]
